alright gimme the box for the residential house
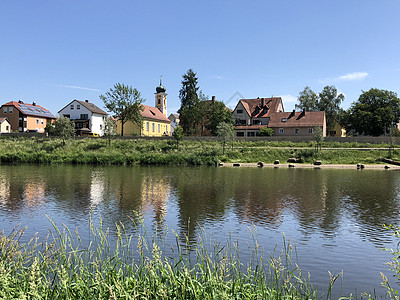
[329,122,346,137]
[0,118,11,133]
[116,80,171,137]
[58,100,108,136]
[168,113,180,133]
[232,97,326,137]
[0,100,56,133]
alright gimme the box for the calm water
[1,164,400,297]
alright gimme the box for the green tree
[100,83,144,137]
[295,86,319,111]
[54,116,75,145]
[172,126,184,150]
[208,101,232,135]
[257,127,274,136]
[178,69,200,135]
[318,86,345,134]
[348,88,400,136]
[216,122,235,155]
[44,122,55,136]
[312,126,324,152]
[103,117,117,146]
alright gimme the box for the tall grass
[0,216,328,299]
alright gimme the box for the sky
[1,1,399,116]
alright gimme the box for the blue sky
[1,1,399,116]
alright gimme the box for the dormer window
[281,118,287,122]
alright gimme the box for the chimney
[289,109,295,118]
[261,98,265,107]
[32,102,36,106]
[212,96,216,103]
[85,100,89,103]
[18,100,24,104]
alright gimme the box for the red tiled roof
[2,101,56,119]
[238,97,283,117]
[268,111,325,128]
[140,104,170,123]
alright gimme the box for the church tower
[155,78,167,116]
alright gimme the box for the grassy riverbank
[0,136,399,166]
[0,218,324,299]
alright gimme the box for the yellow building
[329,122,346,137]
[116,80,171,136]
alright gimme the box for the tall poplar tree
[178,69,200,135]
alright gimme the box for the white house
[0,118,11,134]
[58,100,108,136]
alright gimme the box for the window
[77,105,80,109]
[158,124,160,133]
[63,114,70,119]
[237,109,243,114]
[295,128,299,134]
[36,119,39,124]
[247,132,255,137]
[70,105,74,110]
[152,123,155,132]
[100,124,102,130]
[308,128,313,134]
[9,107,13,113]
[281,118,287,122]
[146,122,149,131]
[6,126,9,132]
[237,132,244,137]
[80,114,88,120]
[3,107,7,113]
[279,128,284,134]
[41,119,44,124]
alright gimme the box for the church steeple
[155,77,167,116]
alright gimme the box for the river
[0,164,399,298]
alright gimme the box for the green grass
[0,216,327,299]
[0,136,399,166]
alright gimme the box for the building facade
[0,118,11,133]
[58,100,108,136]
[116,81,171,137]
[0,101,56,133]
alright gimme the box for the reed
[0,216,328,299]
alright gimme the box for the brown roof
[58,100,107,115]
[140,104,170,123]
[2,101,56,119]
[238,97,283,117]
[268,111,325,128]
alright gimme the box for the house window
[41,119,44,124]
[80,114,88,120]
[237,132,244,137]
[308,128,313,134]
[279,128,284,134]
[295,128,299,134]
[70,105,74,110]
[36,119,39,124]
[77,105,80,109]
[6,126,9,132]
[100,124,102,130]
[3,107,7,113]
[9,107,13,113]
[152,123,155,132]
[237,109,243,114]
[281,118,287,122]
[247,132,255,137]
[146,122,149,131]
[63,114,70,119]
[158,124,160,133]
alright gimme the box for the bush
[257,127,274,136]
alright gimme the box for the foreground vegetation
[0,217,325,299]
[0,136,399,166]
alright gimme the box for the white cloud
[278,94,297,103]
[52,84,101,92]
[338,72,368,81]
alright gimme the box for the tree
[54,116,75,145]
[216,122,235,155]
[44,122,55,136]
[208,101,233,135]
[295,86,344,135]
[100,83,144,137]
[318,86,345,133]
[313,126,324,152]
[295,86,319,111]
[172,126,184,150]
[103,117,117,146]
[178,69,200,135]
[348,88,400,136]
[257,127,274,136]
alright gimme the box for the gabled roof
[268,111,325,128]
[58,99,107,115]
[2,101,56,119]
[0,117,10,124]
[238,97,283,118]
[141,104,170,123]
